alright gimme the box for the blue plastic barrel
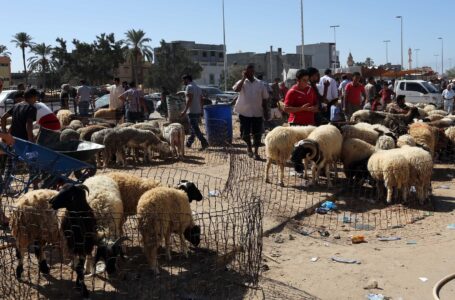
[203,104,233,146]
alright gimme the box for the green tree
[0,45,11,57]
[446,67,455,78]
[70,39,96,83]
[146,39,202,93]
[51,38,72,85]
[124,29,153,84]
[364,57,375,67]
[11,32,33,84]
[220,64,244,90]
[93,33,125,84]
[28,43,54,88]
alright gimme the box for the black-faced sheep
[49,184,96,298]
[264,125,316,186]
[137,182,203,274]
[291,124,342,187]
[10,189,62,279]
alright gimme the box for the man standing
[385,95,410,114]
[308,67,329,125]
[180,74,209,150]
[319,69,338,120]
[344,72,367,117]
[378,82,395,110]
[119,81,148,123]
[269,78,282,120]
[364,77,377,105]
[442,84,455,114]
[76,80,92,116]
[108,77,125,122]
[233,64,269,160]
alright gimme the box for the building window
[191,50,198,56]
[210,62,217,66]
[209,74,215,85]
[202,51,207,58]
[219,52,223,58]
[210,51,215,57]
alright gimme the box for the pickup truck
[394,80,442,107]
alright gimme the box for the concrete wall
[296,43,336,70]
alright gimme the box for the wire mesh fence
[0,168,263,299]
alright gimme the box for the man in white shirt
[442,84,455,114]
[319,69,338,121]
[338,74,351,108]
[108,77,125,121]
[233,64,269,160]
[76,80,92,116]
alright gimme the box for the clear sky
[1,0,452,73]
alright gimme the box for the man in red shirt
[283,69,318,125]
[378,81,395,109]
[344,72,367,117]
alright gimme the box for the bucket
[203,104,233,146]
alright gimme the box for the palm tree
[11,32,33,84]
[0,45,11,57]
[28,43,54,88]
[124,29,153,83]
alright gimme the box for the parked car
[394,80,442,107]
[0,90,18,115]
[94,93,155,113]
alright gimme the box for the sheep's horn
[76,184,90,195]
[112,236,130,248]
[300,140,318,160]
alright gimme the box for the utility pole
[300,0,305,68]
[396,16,403,70]
[438,37,444,74]
[414,48,420,68]
[330,25,340,69]
[222,0,227,91]
[383,40,391,64]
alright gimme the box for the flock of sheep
[10,172,203,298]
[56,109,186,168]
[265,102,455,205]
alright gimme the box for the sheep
[10,189,63,279]
[264,125,316,186]
[395,145,433,204]
[91,128,114,165]
[162,123,185,159]
[426,114,445,122]
[105,172,161,216]
[427,109,448,117]
[445,126,455,144]
[409,122,438,156]
[49,184,96,298]
[426,118,454,128]
[397,134,416,147]
[341,122,388,145]
[94,108,117,120]
[67,119,83,130]
[291,124,342,187]
[78,124,108,141]
[117,122,134,128]
[417,108,428,118]
[423,104,437,112]
[137,182,203,274]
[103,127,171,167]
[60,128,80,142]
[56,109,73,127]
[367,149,410,204]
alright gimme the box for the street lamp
[383,40,391,64]
[414,48,420,68]
[330,25,340,69]
[222,0,227,91]
[300,0,305,68]
[396,16,403,70]
[438,37,444,74]
[434,54,439,73]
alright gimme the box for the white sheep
[427,109,448,117]
[137,186,201,274]
[397,134,416,147]
[68,119,83,130]
[264,125,316,186]
[56,109,73,127]
[341,122,384,145]
[10,189,63,279]
[162,123,185,159]
[409,122,438,156]
[367,149,410,204]
[84,175,124,238]
[445,126,455,144]
[291,124,342,187]
[423,104,436,112]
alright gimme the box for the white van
[394,80,442,107]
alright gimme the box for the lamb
[264,125,316,186]
[117,122,134,128]
[10,189,63,279]
[67,119,83,130]
[367,149,410,204]
[49,184,96,298]
[56,109,73,127]
[78,125,108,141]
[137,182,203,274]
[162,123,185,159]
[409,122,438,156]
[94,108,117,120]
[133,122,163,136]
[426,118,454,128]
[91,128,114,165]
[395,145,433,204]
[397,134,416,147]
[445,126,455,144]
[60,128,80,142]
[291,124,342,187]
[105,172,161,216]
[103,127,171,167]
[426,114,445,122]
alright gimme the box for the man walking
[344,72,367,117]
[119,81,148,123]
[180,74,209,150]
[108,77,125,122]
[442,84,455,114]
[233,64,269,160]
[76,80,92,116]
